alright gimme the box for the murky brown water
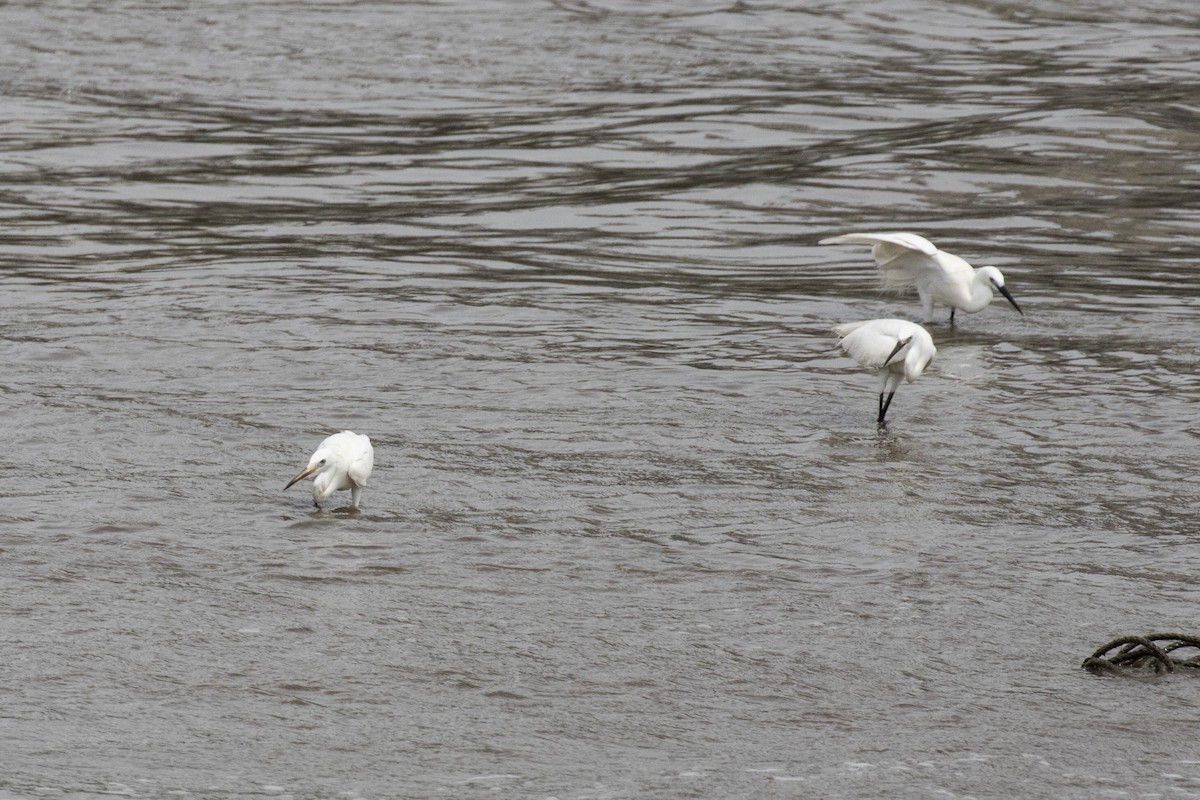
[2,1,1199,798]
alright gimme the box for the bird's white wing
[819,232,938,266]
[835,320,907,369]
[832,320,870,339]
[348,444,373,488]
[330,432,374,488]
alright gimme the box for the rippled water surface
[2,1,1200,798]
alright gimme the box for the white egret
[818,232,1022,323]
[834,318,936,425]
[284,431,374,509]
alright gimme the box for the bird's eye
[319,459,326,465]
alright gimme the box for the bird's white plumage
[834,319,936,423]
[819,232,1022,323]
[285,430,374,509]
[822,231,939,259]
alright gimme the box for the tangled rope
[1082,633,1200,675]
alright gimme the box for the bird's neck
[962,274,995,311]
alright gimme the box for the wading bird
[285,431,374,509]
[818,232,1022,323]
[834,319,936,425]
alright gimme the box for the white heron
[834,319,936,425]
[818,232,1022,323]
[284,430,374,509]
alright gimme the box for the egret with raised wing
[819,232,1022,323]
[834,319,936,425]
[285,430,374,509]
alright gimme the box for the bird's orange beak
[284,463,318,490]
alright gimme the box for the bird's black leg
[949,307,956,325]
[878,391,896,424]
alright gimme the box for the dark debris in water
[1082,634,1200,676]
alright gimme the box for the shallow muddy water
[2,2,1199,798]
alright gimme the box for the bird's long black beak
[992,280,1023,315]
[882,338,909,366]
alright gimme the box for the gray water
[2,1,1199,798]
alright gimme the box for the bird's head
[905,343,936,384]
[883,336,912,367]
[285,448,333,490]
[979,266,1023,315]
[898,326,936,383]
